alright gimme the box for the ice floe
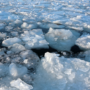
[45,28,78,51]
[76,34,90,50]
[21,29,49,49]
[2,37,22,47]
[33,52,90,90]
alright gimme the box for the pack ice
[76,34,90,50]
[33,52,90,90]
[21,29,49,49]
[45,28,78,51]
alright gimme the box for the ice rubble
[76,34,90,50]
[21,29,49,49]
[45,28,78,51]
[0,49,39,90]
[10,78,33,90]
[33,52,90,90]
[2,37,22,47]
[0,23,5,30]
[0,33,7,40]
[9,43,26,54]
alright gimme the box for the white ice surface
[45,28,78,51]
[21,29,49,49]
[2,37,22,47]
[33,52,90,90]
[9,43,26,54]
[10,78,33,90]
[76,34,90,50]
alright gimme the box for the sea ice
[21,29,49,49]
[0,23,5,30]
[5,26,13,31]
[0,63,9,77]
[9,43,26,54]
[20,50,40,68]
[2,37,22,47]
[0,33,7,40]
[45,28,77,51]
[76,34,90,50]
[9,63,27,77]
[11,32,18,37]
[10,78,33,90]
[33,52,90,90]
[21,22,28,28]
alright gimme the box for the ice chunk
[21,22,28,28]
[20,50,40,68]
[76,34,90,50]
[2,37,22,47]
[14,19,22,24]
[45,28,77,51]
[9,43,26,54]
[10,78,33,90]
[21,29,49,49]
[9,63,27,77]
[27,24,37,30]
[33,52,90,90]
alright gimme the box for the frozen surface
[0,0,90,89]
[10,78,33,90]
[21,29,49,49]
[2,37,22,47]
[9,43,26,54]
[33,52,90,90]
[76,34,90,50]
[45,28,77,51]
[9,63,27,77]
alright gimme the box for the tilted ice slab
[10,78,33,90]
[75,34,90,50]
[45,28,77,51]
[2,37,22,47]
[21,29,49,49]
[33,52,90,90]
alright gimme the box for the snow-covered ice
[2,37,22,47]
[9,43,26,54]
[21,29,49,49]
[45,28,78,51]
[76,34,90,50]
[10,78,33,90]
[0,0,90,89]
[33,52,90,90]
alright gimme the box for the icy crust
[0,48,40,90]
[2,29,49,49]
[21,29,49,49]
[2,37,22,47]
[76,34,90,50]
[10,78,33,90]
[45,28,77,51]
[33,52,90,90]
